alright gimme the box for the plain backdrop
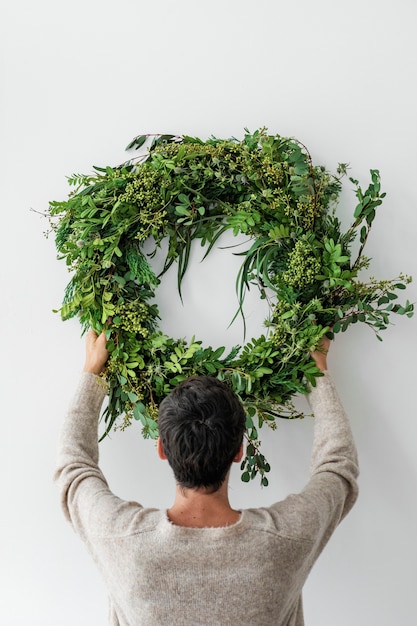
[1,1,417,624]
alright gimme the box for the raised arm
[54,331,110,529]
[307,338,359,520]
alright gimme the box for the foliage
[47,129,413,486]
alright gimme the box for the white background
[1,1,417,624]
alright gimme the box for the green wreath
[48,128,413,485]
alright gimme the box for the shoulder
[244,474,349,543]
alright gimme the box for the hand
[83,329,109,375]
[311,334,331,372]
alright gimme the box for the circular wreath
[48,128,413,485]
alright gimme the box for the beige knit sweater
[55,372,359,626]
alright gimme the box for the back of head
[158,376,246,492]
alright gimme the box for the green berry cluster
[113,301,150,336]
[282,240,321,288]
[259,156,287,189]
[119,166,167,241]
[119,165,162,208]
[295,197,317,229]
[146,403,159,423]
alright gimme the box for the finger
[96,332,108,349]
[85,329,99,351]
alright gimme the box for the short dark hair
[158,376,246,492]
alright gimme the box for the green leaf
[241,471,251,483]
[175,206,191,217]
[333,321,341,333]
[178,193,190,205]
[126,135,147,150]
[133,402,146,417]
[353,204,363,218]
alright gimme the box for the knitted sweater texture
[55,372,359,626]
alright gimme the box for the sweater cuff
[307,371,334,408]
[72,371,108,414]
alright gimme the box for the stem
[351,225,371,271]
[294,139,318,226]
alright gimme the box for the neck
[167,478,241,528]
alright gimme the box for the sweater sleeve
[307,371,359,520]
[268,371,359,554]
[54,372,111,533]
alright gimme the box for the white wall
[2,1,417,624]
